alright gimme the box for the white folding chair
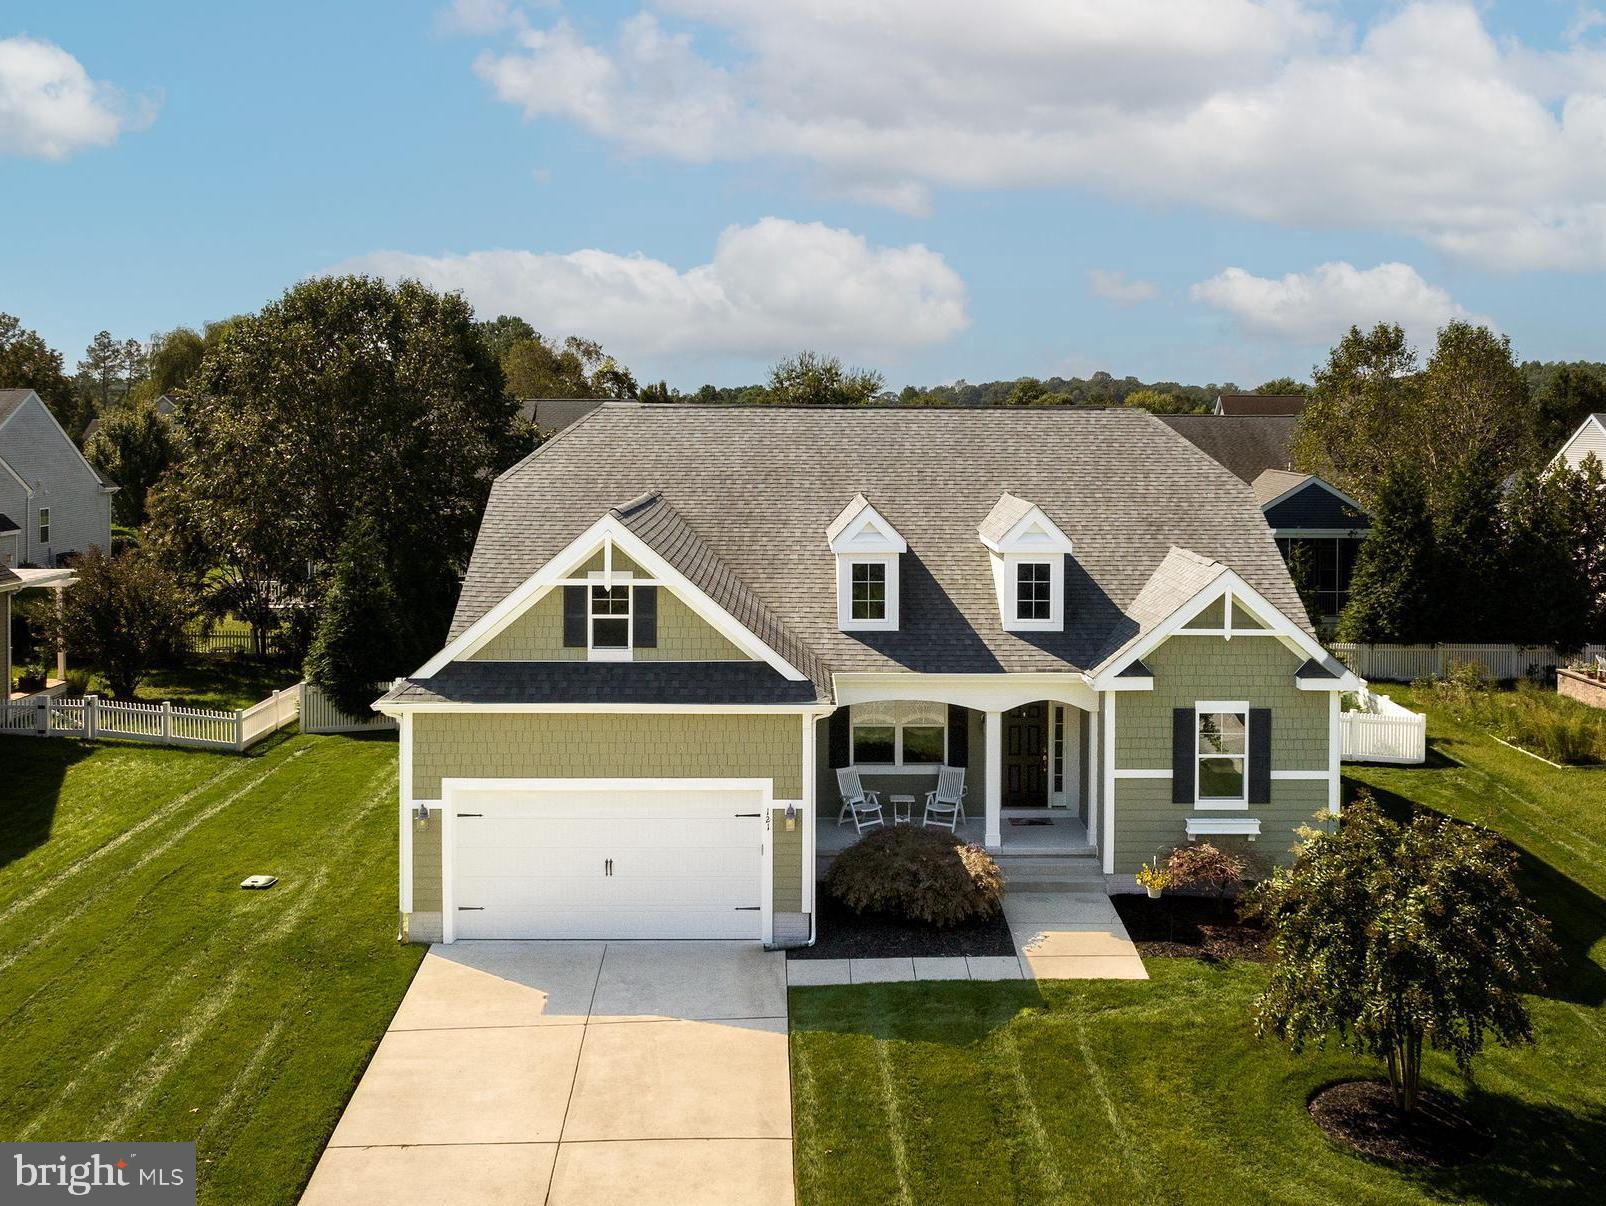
[835,768,885,833]
[922,766,967,832]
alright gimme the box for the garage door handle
[734,812,761,818]
[734,906,760,911]
[457,906,484,911]
[456,813,483,818]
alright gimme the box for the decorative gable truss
[415,511,809,681]
[978,492,1074,632]
[827,494,906,632]
[1090,562,1358,694]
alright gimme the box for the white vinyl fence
[0,685,301,751]
[1333,643,1606,683]
[1340,686,1427,765]
[298,681,397,734]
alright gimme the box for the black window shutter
[947,704,969,767]
[828,709,851,768]
[632,585,658,648]
[1249,708,1272,804]
[562,585,587,647]
[1172,707,1196,805]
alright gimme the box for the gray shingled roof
[977,492,1038,544]
[1215,393,1306,417]
[447,404,1309,684]
[387,660,820,706]
[1157,414,1297,484]
[519,397,608,431]
[0,389,36,426]
[1120,548,1228,637]
[1251,468,1310,508]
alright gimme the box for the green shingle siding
[638,592,747,661]
[411,712,802,799]
[772,808,803,912]
[473,590,581,660]
[412,808,443,912]
[1112,634,1330,872]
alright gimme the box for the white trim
[831,671,1097,713]
[1549,413,1606,472]
[1271,528,1369,539]
[438,776,775,945]
[978,499,1074,555]
[837,553,899,632]
[1100,692,1115,875]
[376,701,823,716]
[1271,769,1333,780]
[1007,557,1061,630]
[0,452,31,496]
[415,514,807,681]
[1114,768,1171,779]
[1090,566,1359,692]
[826,496,907,554]
[585,570,634,661]
[1258,473,1366,516]
[848,701,947,768]
[761,806,774,947]
[801,714,817,932]
[1185,816,1261,837]
[1195,700,1249,810]
[1086,698,1100,849]
[399,713,414,915]
[1328,691,1342,815]
[983,710,1003,849]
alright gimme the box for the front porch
[817,809,1092,857]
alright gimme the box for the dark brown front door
[1003,702,1048,807]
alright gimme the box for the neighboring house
[81,392,178,443]
[1549,413,1606,473]
[1212,392,1306,417]
[0,513,18,568]
[1159,414,1369,621]
[376,404,1357,947]
[519,397,606,433]
[0,389,116,566]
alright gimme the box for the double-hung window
[1015,561,1052,621]
[849,561,887,623]
[1196,703,1248,806]
[589,584,631,656]
[37,507,50,546]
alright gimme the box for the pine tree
[1432,448,1507,641]
[303,515,411,717]
[1336,470,1439,643]
[1502,468,1592,649]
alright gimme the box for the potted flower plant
[1135,861,1171,899]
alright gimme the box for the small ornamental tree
[1245,796,1557,1113]
[303,514,412,717]
[37,548,191,699]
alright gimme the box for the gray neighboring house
[1160,413,1369,620]
[0,389,116,568]
[376,404,1356,947]
[519,397,607,433]
[81,392,177,444]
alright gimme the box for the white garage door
[448,781,766,940]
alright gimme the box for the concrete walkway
[302,941,793,1206]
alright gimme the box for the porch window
[1197,703,1248,805]
[850,702,947,766]
[590,584,631,653]
[849,561,887,622]
[1015,561,1052,621]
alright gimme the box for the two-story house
[0,389,117,568]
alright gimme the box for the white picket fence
[1333,643,1606,683]
[0,686,301,751]
[1340,686,1427,764]
[299,681,398,734]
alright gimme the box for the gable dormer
[978,492,1073,632]
[827,494,906,631]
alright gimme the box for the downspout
[803,704,834,948]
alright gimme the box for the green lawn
[85,660,301,712]
[791,688,1606,1205]
[0,731,423,1205]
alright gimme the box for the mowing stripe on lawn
[786,1034,829,1199]
[91,770,396,1139]
[0,743,315,976]
[195,1013,291,1148]
[1069,1016,1145,1190]
[13,766,396,1140]
[993,1029,1068,1202]
[872,1041,915,1206]
[0,752,261,927]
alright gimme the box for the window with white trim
[589,584,631,655]
[850,702,947,766]
[37,507,50,545]
[1015,561,1052,621]
[1197,704,1248,805]
[849,561,887,622]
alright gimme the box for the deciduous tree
[84,400,182,527]
[36,547,191,699]
[764,351,883,406]
[0,312,75,425]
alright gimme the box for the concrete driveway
[301,941,793,1205]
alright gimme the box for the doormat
[1009,817,1054,827]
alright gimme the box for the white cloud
[462,1,1606,268]
[337,217,968,368]
[439,0,530,35]
[1189,261,1493,347]
[0,36,154,159]
[1088,269,1159,306]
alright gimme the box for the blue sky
[4,1,1605,390]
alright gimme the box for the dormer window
[979,492,1073,633]
[828,494,906,632]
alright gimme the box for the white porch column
[984,709,1003,849]
[53,585,65,682]
[1086,702,1100,849]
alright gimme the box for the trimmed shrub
[825,827,1004,927]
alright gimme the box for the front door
[1003,702,1048,807]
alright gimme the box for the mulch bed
[787,891,1015,960]
[1111,893,1268,961]
[1309,1079,1491,1167]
